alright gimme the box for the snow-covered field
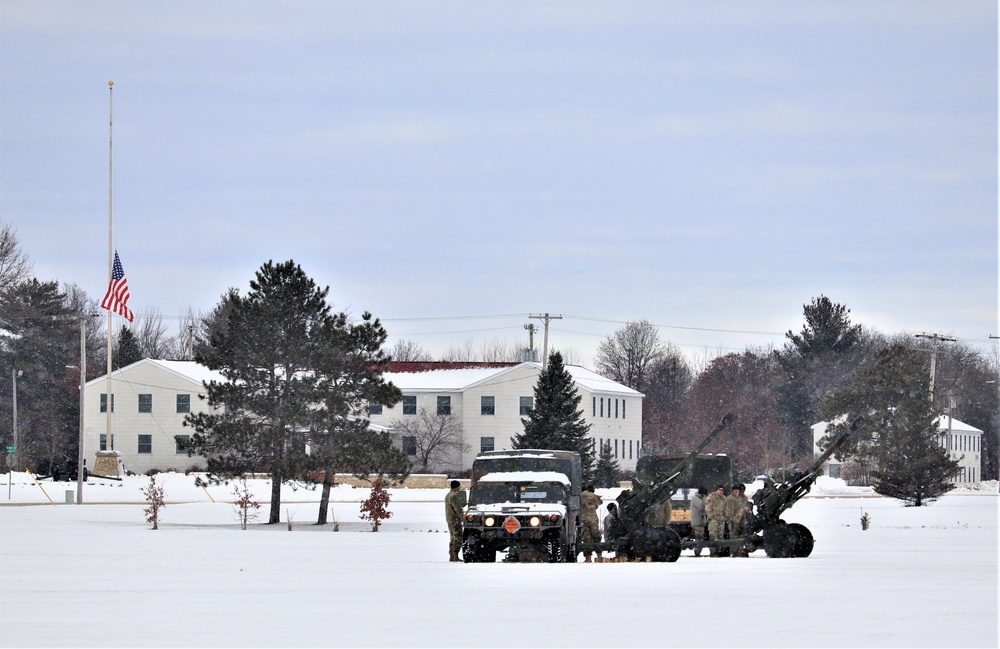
[1,472,996,648]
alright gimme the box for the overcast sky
[2,1,996,366]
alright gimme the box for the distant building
[371,361,644,473]
[83,359,223,476]
[83,359,644,476]
[812,416,983,484]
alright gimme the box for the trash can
[65,490,74,504]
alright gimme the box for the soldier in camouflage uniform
[725,483,749,557]
[690,486,708,556]
[445,480,464,562]
[579,484,603,562]
[705,484,728,557]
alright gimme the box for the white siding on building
[83,359,223,475]
[372,362,643,473]
[812,416,984,484]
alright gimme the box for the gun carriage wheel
[787,523,814,557]
[627,525,682,562]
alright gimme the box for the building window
[402,436,417,456]
[519,396,533,416]
[629,440,633,460]
[402,396,417,415]
[100,394,115,413]
[481,436,495,453]
[437,396,451,416]
[615,399,619,418]
[622,400,626,419]
[175,435,191,454]
[600,398,604,417]
[176,394,191,414]
[138,394,152,413]
[481,396,495,416]
[369,403,383,415]
[100,434,107,451]
[138,434,152,454]
[592,397,596,417]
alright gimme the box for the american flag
[100,251,134,322]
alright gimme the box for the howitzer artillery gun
[582,413,737,562]
[735,415,867,558]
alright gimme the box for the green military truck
[634,453,733,539]
[461,449,582,563]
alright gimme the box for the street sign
[5,445,15,453]
[5,453,13,468]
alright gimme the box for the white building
[812,415,983,484]
[83,359,643,476]
[370,361,644,473]
[83,359,222,476]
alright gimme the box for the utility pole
[915,332,956,401]
[523,323,537,362]
[529,313,562,370]
[76,316,87,504]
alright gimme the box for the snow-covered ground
[1,472,996,648]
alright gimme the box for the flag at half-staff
[101,250,134,322]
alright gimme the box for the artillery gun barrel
[646,412,737,503]
[791,415,866,488]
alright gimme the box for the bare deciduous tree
[0,222,33,295]
[389,339,433,362]
[390,408,466,473]
[594,319,666,391]
[133,307,173,359]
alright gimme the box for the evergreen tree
[777,295,864,459]
[820,344,959,505]
[513,351,595,481]
[309,310,409,524]
[593,440,620,488]
[0,278,79,475]
[115,325,143,368]
[186,260,331,524]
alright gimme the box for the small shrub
[141,474,166,530]
[231,477,260,530]
[359,476,393,532]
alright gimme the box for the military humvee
[461,449,581,563]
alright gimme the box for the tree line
[594,299,998,502]
[2,221,997,508]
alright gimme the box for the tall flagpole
[106,80,114,452]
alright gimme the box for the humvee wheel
[627,526,679,562]
[546,537,568,563]
[787,523,814,557]
[763,523,794,558]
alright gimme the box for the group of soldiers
[445,480,753,562]
[692,482,750,557]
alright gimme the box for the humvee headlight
[549,514,560,522]
[529,516,541,527]
[484,516,496,527]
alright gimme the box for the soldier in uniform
[603,502,623,542]
[705,484,728,557]
[725,483,749,557]
[690,486,708,557]
[445,480,464,562]
[579,484,603,562]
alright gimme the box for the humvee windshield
[469,481,568,505]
